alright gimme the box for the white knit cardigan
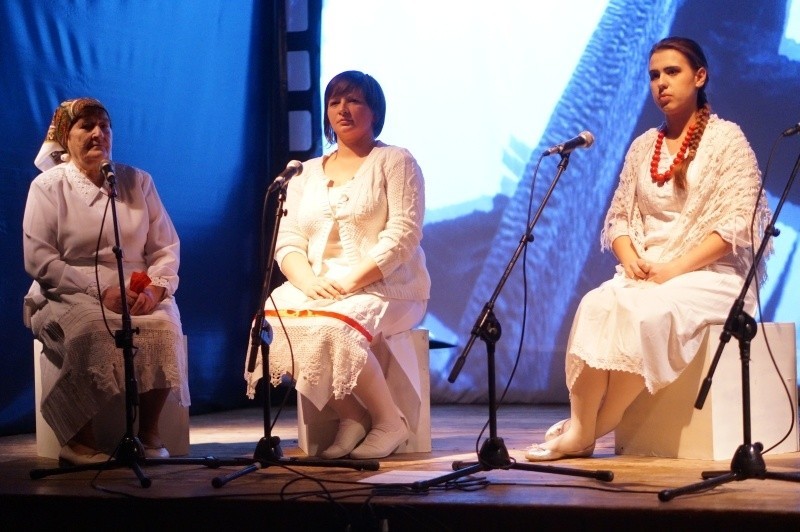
[275,142,430,300]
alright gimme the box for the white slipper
[58,445,112,466]
[143,445,170,459]
[349,413,408,460]
[319,412,370,459]
[545,418,570,442]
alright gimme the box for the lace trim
[271,323,368,398]
[64,162,106,204]
[41,327,188,445]
[246,320,370,402]
[566,344,645,393]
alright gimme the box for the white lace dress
[565,117,767,394]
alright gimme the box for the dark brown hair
[650,36,709,108]
[323,71,386,145]
[650,37,710,190]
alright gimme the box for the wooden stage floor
[2,403,799,530]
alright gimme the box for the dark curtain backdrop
[0,1,298,435]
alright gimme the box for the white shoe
[58,444,112,466]
[319,412,370,459]
[143,445,170,459]
[349,415,408,460]
[545,418,570,442]
[524,442,594,462]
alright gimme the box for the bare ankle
[67,440,98,454]
[138,431,163,448]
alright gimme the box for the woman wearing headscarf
[23,98,189,465]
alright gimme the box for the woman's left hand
[300,276,346,300]
[130,285,165,315]
[645,261,683,284]
[644,233,731,285]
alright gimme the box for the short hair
[323,71,386,145]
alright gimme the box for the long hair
[650,37,710,190]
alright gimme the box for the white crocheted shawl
[600,115,772,284]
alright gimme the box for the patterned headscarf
[34,97,110,172]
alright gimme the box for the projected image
[322,0,800,402]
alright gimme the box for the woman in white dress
[525,37,771,461]
[23,98,188,465]
[245,71,430,459]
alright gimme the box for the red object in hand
[130,271,152,294]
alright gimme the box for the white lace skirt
[30,291,188,446]
[244,281,425,411]
[565,267,755,394]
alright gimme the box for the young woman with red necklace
[525,37,772,461]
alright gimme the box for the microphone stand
[31,165,239,487]
[412,153,613,491]
[211,176,378,488]
[659,149,800,502]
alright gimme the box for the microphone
[782,123,800,137]
[543,131,595,156]
[267,160,303,192]
[100,159,115,181]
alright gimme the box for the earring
[60,153,70,162]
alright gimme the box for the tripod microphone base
[659,442,800,501]
[30,434,151,486]
[254,435,283,460]
[702,442,766,480]
[453,437,510,469]
[29,432,254,486]
[210,434,379,488]
[412,436,613,492]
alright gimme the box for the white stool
[297,328,431,456]
[33,337,190,459]
[615,322,798,460]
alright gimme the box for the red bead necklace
[650,123,697,185]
